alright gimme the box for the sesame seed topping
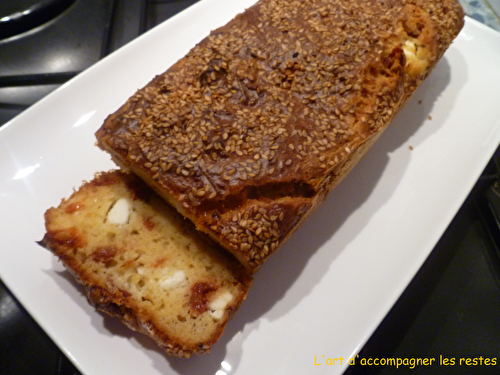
[98,0,464,270]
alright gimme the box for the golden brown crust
[96,0,464,271]
[40,171,252,358]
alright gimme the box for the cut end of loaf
[40,170,252,357]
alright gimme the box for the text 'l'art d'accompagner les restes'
[314,354,498,369]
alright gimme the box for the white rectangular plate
[1,0,500,373]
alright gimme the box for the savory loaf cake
[96,0,464,272]
[40,171,252,357]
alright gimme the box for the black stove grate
[0,0,77,40]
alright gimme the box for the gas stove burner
[0,0,76,40]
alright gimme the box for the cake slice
[40,170,252,358]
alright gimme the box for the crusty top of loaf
[96,0,464,271]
